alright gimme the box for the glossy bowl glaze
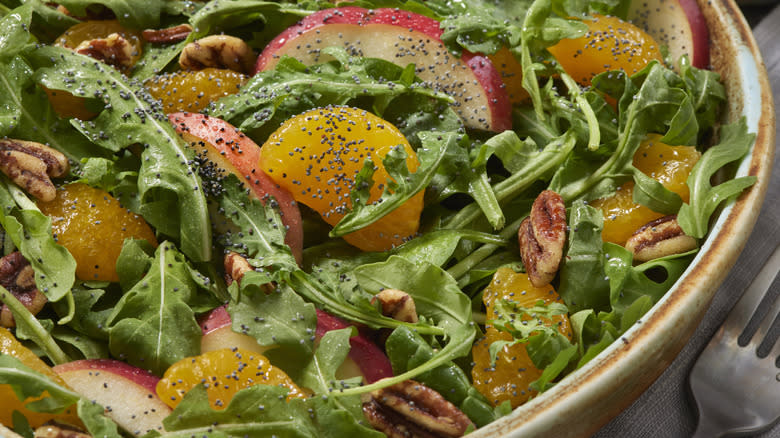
[472,1,776,436]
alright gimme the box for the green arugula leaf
[0,179,77,308]
[159,384,316,438]
[228,273,316,356]
[557,200,610,313]
[29,45,213,262]
[0,4,33,61]
[299,327,354,394]
[52,285,113,341]
[217,175,298,270]
[603,242,695,321]
[306,395,385,438]
[528,344,577,392]
[331,131,454,236]
[77,399,123,438]
[188,0,309,43]
[131,40,187,80]
[106,241,211,375]
[444,130,577,232]
[385,326,498,426]
[0,354,80,412]
[298,328,372,432]
[54,0,164,28]
[51,325,108,359]
[676,55,727,135]
[678,118,757,238]
[631,169,683,215]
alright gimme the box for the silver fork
[690,243,780,438]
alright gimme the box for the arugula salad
[0,0,757,436]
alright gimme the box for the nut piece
[518,190,567,287]
[0,424,24,438]
[75,33,136,69]
[0,252,47,328]
[372,289,418,323]
[625,215,698,262]
[362,380,473,438]
[34,423,91,438]
[179,35,254,74]
[0,139,69,202]
[224,251,253,285]
[223,251,275,293]
[142,24,193,44]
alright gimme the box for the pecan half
[179,35,254,74]
[0,139,69,202]
[143,24,193,44]
[518,190,567,287]
[75,33,136,69]
[0,252,47,328]
[372,289,418,323]
[34,423,91,438]
[625,215,697,262]
[362,380,473,438]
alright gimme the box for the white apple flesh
[199,305,274,354]
[628,0,710,68]
[169,112,303,264]
[256,7,512,132]
[53,359,171,436]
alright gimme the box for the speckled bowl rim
[471,1,776,437]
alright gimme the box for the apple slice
[200,305,393,383]
[199,305,275,354]
[628,0,709,68]
[256,7,511,132]
[53,359,171,436]
[315,309,394,383]
[169,112,303,264]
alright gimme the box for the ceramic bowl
[472,1,776,436]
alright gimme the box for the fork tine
[735,246,780,343]
[769,318,780,361]
[747,270,779,351]
[756,300,779,357]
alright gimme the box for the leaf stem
[0,286,70,365]
[447,215,524,281]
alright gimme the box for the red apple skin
[315,309,394,383]
[200,304,232,335]
[255,7,511,132]
[169,112,303,264]
[54,359,160,393]
[53,359,171,436]
[678,0,709,68]
[628,0,709,69]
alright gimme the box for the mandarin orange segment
[144,68,247,114]
[488,47,530,105]
[156,348,306,410]
[0,327,81,428]
[47,20,143,119]
[37,183,157,282]
[471,267,571,408]
[259,106,424,252]
[547,14,663,86]
[591,135,701,245]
